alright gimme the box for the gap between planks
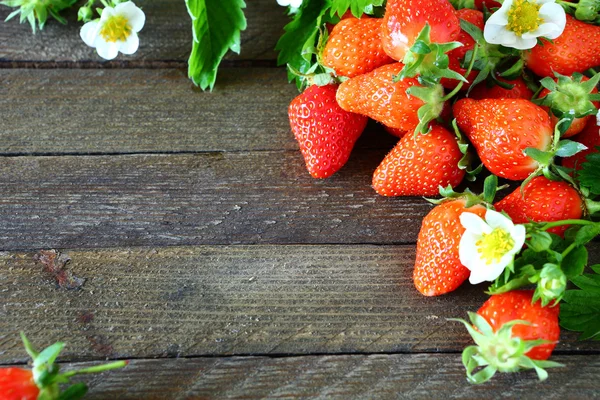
[3,354,600,399]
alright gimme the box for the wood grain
[0,68,397,155]
[0,0,286,64]
[1,246,598,364]
[6,354,600,399]
[0,151,427,250]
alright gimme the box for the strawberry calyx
[429,174,503,206]
[534,72,600,121]
[450,312,563,384]
[395,24,467,87]
[452,119,484,181]
[558,0,600,23]
[17,332,127,400]
[460,19,523,94]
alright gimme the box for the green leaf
[578,151,600,196]
[555,140,588,158]
[186,0,247,91]
[34,342,65,367]
[57,383,88,400]
[329,0,384,17]
[562,246,588,279]
[276,0,331,88]
[528,231,553,252]
[574,223,600,246]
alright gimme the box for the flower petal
[96,40,119,60]
[460,212,492,235]
[511,35,538,50]
[485,209,514,231]
[510,224,526,251]
[116,1,145,32]
[119,32,139,55]
[80,20,100,48]
[486,1,512,25]
[100,6,115,21]
[459,232,482,269]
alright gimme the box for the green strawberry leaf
[578,150,600,196]
[561,245,587,279]
[555,140,589,158]
[186,0,247,91]
[329,0,384,17]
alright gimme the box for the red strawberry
[381,0,460,61]
[322,17,395,78]
[477,290,560,360]
[0,368,39,400]
[373,124,465,196]
[414,199,487,296]
[289,84,368,178]
[494,176,583,237]
[474,0,501,9]
[336,63,439,131]
[325,10,354,34]
[562,116,600,170]
[453,98,553,180]
[441,9,484,91]
[469,76,534,100]
[526,15,600,77]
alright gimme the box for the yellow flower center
[100,15,132,43]
[506,0,542,36]
[476,228,515,265]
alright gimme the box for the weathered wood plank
[0,152,426,250]
[0,68,397,155]
[0,0,285,64]
[7,354,600,399]
[1,246,598,364]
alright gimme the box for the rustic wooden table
[1,1,599,398]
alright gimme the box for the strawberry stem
[61,360,128,378]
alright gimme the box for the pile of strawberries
[286,0,600,383]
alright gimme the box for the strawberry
[336,63,441,132]
[325,10,354,34]
[535,73,600,138]
[453,290,562,383]
[441,9,484,91]
[474,0,501,9]
[469,76,533,100]
[381,0,460,61]
[453,98,553,180]
[414,199,487,296]
[322,17,395,78]
[526,15,600,77]
[0,368,39,400]
[289,84,368,178]
[477,290,560,360]
[562,116,600,170]
[494,176,583,237]
[373,124,465,196]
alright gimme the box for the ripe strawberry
[474,0,501,9]
[526,15,600,77]
[441,9,484,91]
[0,368,39,400]
[289,84,368,178]
[336,63,438,131]
[381,0,460,61]
[453,98,553,180]
[562,117,600,170]
[494,176,583,237]
[469,76,534,100]
[322,17,395,78]
[477,290,560,360]
[414,199,487,296]
[325,10,354,34]
[373,124,465,196]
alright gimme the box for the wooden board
[1,246,598,364]
[0,68,397,155]
[0,152,428,250]
[5,354,599,399]
[0,0,285,64]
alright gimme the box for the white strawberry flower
[459,210,526,284]
[277,0,303,8]
[483,0,566,50]
[80,1,145,60]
